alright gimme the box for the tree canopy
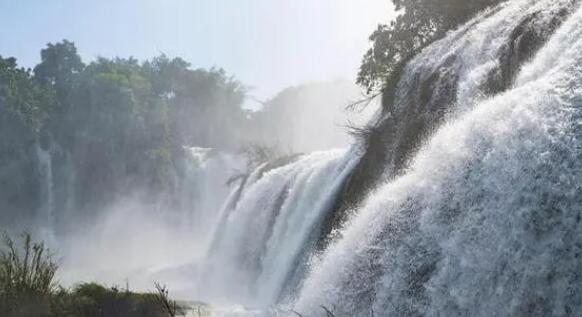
[0,41,251,219]
[358,0,502,93]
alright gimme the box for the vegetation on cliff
[358,0,502,95]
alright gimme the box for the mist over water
[53,148,244,298]
[295,0,582,315]
[249,80,378,153]
[188,0,582,314]
[197,148,360,306]
[2,0,582,316]
[23,80,374,301]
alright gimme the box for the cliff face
[295,1,582,315]
[320,0,580,249]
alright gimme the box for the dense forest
[0,0,505,230]
[0,42,246,225]
[0,40,368,233]
[0,39,369,316]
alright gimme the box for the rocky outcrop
[319,0,580,250]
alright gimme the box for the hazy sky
[0,0,393,103]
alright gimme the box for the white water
[179,147,246,244]
[197,148,361,307]
[293,1,582,316]
[370,0,574,180]
[21,0,580,315]
[57,147,243,299]
[35,144,55,233]
[394,0,570,115]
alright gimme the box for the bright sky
[0,0,393,104]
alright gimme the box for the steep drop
[295,0,582,315]
[198,149,361,307]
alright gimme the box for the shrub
[0,232,187,317]
[0,232,58,316]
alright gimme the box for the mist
[0,47,375,302]
[49,79,377,299]
[4,0,576,316]
[249,80,378,153]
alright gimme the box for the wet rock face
[486,7,573,94]
[320,1,579,250]
[294,2,582,315]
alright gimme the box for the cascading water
[323,0,578,236]
[56,147,243,298]
[179,147,245,243]
[197,148,361,307]
[35,144,55,233]
[190,1,582,315]
[291,0,582,316]
[371,0,576,178]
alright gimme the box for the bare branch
[290,310,306,317]
[343,119,378,142]
[345,91,382,113]
[153,282,184,317]
[320,305,337,317]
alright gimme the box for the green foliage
[0,57,55,222]
[0,233,187,317]
[0,56,55,135]
[358,0,502,94]
[143,55,248,148]
[50,282,180,317]
[0,41,251,213]
[0,232,57,316]
[152,283,186,317]
[34,40,84,106]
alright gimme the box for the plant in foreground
[0,232,57,315]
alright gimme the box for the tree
[358,0,502,94]
[0,233,57,315]
[0,56,54,135]
[0,56,55,222]
[143,55,248,149]
[34,41,85,148]
[66,57,175,202]
[0,42,252,224]
[34,40,84,105]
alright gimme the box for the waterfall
[292,0,582,316]
[197,148,361,307]
[179,147,245,243]
[370,0,577,178]
[192,1,582,315]
[55,147,244,297]
[35,144,54,231]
